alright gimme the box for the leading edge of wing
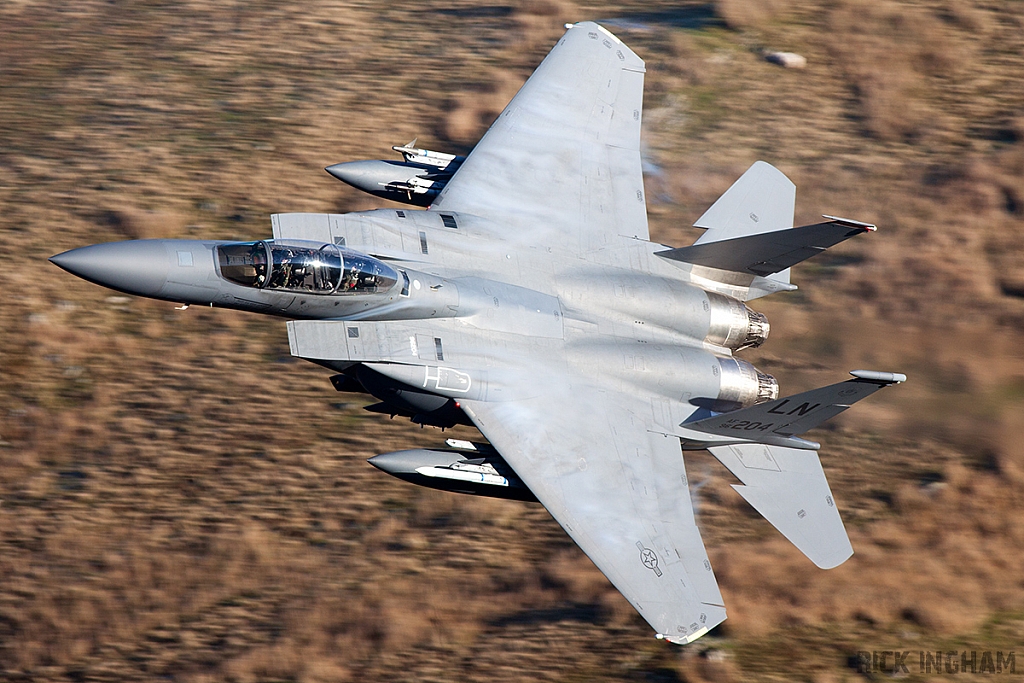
[432,22,650,251]
[459,390,726,644]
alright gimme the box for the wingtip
[812,546,854,570]
[657,626,711,645]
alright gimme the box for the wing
[461,387,727,644]
[432,22,649,254]
[287,317,727,643]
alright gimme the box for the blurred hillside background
[1,0,1023,681]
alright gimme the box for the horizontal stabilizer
[685,370,905,447]
[693,161,796,244]
[708,444,853,568]
[657,216,876,277]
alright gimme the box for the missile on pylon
[368,441,537,502]
[325,140,464,206]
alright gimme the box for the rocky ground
[1,0,1023,681]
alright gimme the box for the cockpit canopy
[217,240,398,295]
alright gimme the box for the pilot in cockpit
[217,240,396,295]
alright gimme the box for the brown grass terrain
[1,0,1023,681]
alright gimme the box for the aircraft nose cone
[50,240,170,297]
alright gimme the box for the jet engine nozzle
[705,292,770,351]
[717,357,779,410]
[754,370,780,403]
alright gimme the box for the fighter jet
[50,22,904,644]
